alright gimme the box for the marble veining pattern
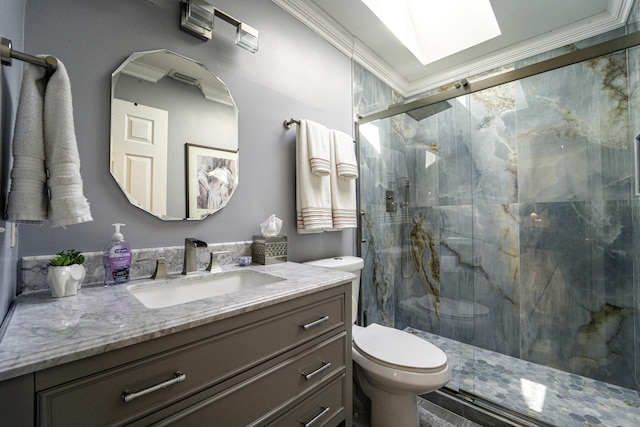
[0,262,353,381]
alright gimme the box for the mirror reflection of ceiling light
[361,0,501,65]
[169,70,199,86]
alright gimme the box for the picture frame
[186,143,239,219]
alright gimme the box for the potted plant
[46,249,86,298]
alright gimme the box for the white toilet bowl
[303,256,451,427]
[352,323,450,427]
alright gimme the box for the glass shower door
[357,93,476,396]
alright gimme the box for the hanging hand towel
[332,130,358,180]
[329,130,357,229]
[296,120,333,232]
[6,63,48,224]
[305,119,331,176]
[387,150,409,187]
[43,59,93,227]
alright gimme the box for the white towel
[296,120,333,232]
[6,63,48,224]
[6,59,92,227]
[43,59,92,227]
[330,130,357,229]
[332,130,358,179]
[305,120,331,176]
[387,150,409,187]
[361,151,387,190]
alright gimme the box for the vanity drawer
[150,333,347,426]
[37,294,345,426]
[265,375,346,427]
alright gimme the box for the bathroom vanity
[0,262,353,426]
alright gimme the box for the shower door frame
[357,31,640,127]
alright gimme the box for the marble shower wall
[355,44,639,391]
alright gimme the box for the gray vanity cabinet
[6,284,351,426]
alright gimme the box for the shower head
[406,100,452,121]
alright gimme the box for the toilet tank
[303,256,364,302]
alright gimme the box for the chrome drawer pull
[300,315,329,330]
[301,361,332,381]
[122,371,186,403]
[300,406,330,427]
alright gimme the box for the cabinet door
[149,333,347,427]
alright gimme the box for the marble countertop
[0,262,354,382]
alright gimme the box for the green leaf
[49,249,85,266]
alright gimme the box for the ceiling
[274,0,636,97]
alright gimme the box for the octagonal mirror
[110,49,239,220]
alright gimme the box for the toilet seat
[353,323,447,373]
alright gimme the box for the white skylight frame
[361,0,502,66]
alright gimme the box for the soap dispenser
[103,223,131,286]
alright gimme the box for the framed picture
[186,143,239,219]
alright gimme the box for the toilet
[304,256,451,427]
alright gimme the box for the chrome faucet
[182,238,208,275]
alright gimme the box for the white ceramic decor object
[46,264,86,297]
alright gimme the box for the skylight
[361,0,501,66]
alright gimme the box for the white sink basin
[128,269,284,309]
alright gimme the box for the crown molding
[273,0,635,98]
[272,0,411,94]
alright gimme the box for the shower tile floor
[406,327,640,427]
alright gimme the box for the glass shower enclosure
[356,33,640,426]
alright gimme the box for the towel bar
[1,37,58,76]
[284,118,357,145]
[283,118,300,129]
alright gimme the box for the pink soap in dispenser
[103,223,131,286]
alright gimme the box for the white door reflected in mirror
[111,99,168,216]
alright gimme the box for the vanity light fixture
[180,0,259,53]
[180,0,214,40]
[235,22,259,53]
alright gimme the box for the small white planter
[46,264,86,298]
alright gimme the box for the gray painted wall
[16,0,355,261]
[0,0,26,320]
